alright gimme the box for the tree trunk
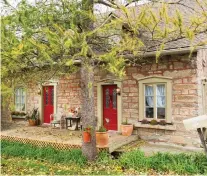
[81,63,97,161]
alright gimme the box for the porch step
[108,134,138,153]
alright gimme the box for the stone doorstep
[108,135,139,153]
[134,122,176,131]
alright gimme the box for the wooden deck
[1,122,138,152]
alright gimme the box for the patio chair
[50,113,65,129]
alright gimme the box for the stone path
[140,143,203,156]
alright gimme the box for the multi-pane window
[145,84,166,119]
[15,87,26,111]
[138,76,172,123]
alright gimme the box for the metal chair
[50,113,64,129]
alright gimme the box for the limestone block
[174,95,197,103]
[163,69,196,78]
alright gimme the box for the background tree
[1,0,207,160]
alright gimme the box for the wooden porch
[1,121,138,152]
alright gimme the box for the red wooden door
[43,86,54,123]
[103,85,117,130]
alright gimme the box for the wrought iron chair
[50,113,64,129]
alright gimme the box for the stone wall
[120,54,202,147]
[57,74,81,113]
[196,48,207,115]
[26,84,41,113]
[24,52,205,148]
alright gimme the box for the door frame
[97,79,122,132]
[40,80,58,124]
[202,78,207,114]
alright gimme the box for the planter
[12,115,26,119]
[96,132,109,147]
[121,124,133,136]
[28,119,36,126]
[83,131,91,143]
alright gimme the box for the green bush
[1,140,87,166]
[119,150,207,174]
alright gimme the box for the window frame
[144,83,166,120]
[14,87,27,112]
[138,76,172,123]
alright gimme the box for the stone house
[11,44,207,148]
[5,0,207,148]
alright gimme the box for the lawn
[1,140,207,175]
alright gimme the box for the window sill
[134,122,176,131]
[11,115,26,119]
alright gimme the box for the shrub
[150,119,158,125]
[141,119,149,124]
[159,120,167,126]
[20,112,26,116]
[97,126,107,132]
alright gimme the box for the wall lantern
[116,87,121,95]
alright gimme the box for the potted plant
[25,108,39,126]
[83,126,92,143]
[96,126,109,147]
[121,117,133,136]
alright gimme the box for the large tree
[1,0,207,160]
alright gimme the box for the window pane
[157,96,165,107]
[145,96,154,107]
[112,88,117,109]
[145,85,153,96]
[15,88,26,111]
[105,89,110,108]
[157,108,165,119]
[157,85,165,107]
[146,107,154,118]
[157,85,165,95]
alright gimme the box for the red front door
[103,85,117,130]
[43,86,54,123]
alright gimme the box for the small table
[65,116,81,130]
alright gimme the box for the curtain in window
[145,85,153,107]
[15,88,26,111]
[157,85,165,107]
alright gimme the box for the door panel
[103,85,117,130]
[43,86,54,123]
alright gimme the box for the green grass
[119,149,207,174]
[1,140,87,166]
[1,140,207,175]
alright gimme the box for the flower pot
[96,132,109,147]
[121,124,133,136]
[28,119,36,126]
[83,131,91,143]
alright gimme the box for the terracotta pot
[83,131,91,143]
[121,124,133,136]
[28,119,36,126]
[96,132,109,147]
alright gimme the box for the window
[145,84,166,119]
[15,87,26,111]
[138,76,172,123]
